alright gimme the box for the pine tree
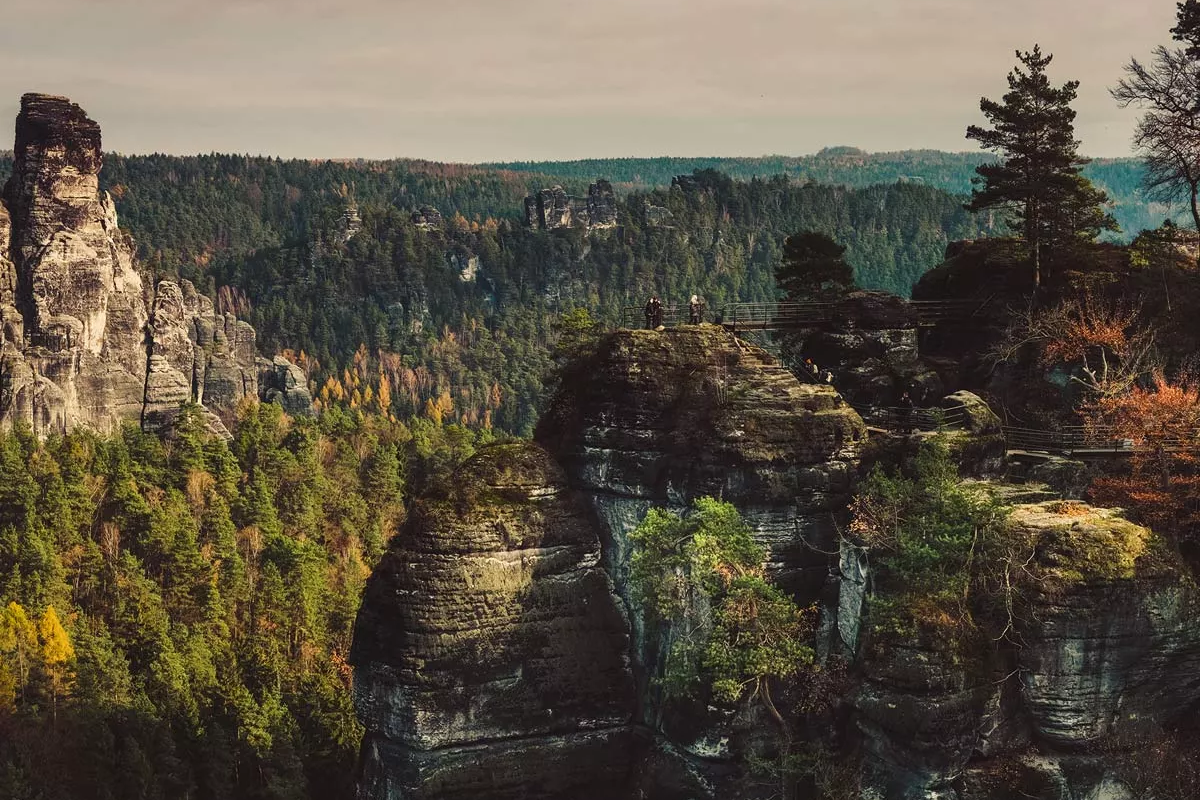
[966,46,1116,288]
[775,231,855,301]
[1173,0,1200,58]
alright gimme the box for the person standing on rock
[644,296,657,329]
[688,294,705,324]
[652,296,664,328]
[898,391,914,431]
[805,358,820,382]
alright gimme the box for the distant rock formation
[0,93,310,437]
[411,205,443,230]
[523,180,617,231]
[338,200,362,243]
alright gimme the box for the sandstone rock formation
[352,325,867,799]
[791,291,943,407]
[353,320,1200,800]
[351,443,636,800]
[851,496,1200,800]
[523,181,618,231]
[536,324,866,792]
[0,93,308,436]
[412,205,444,230]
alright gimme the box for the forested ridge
[0,148,1171,438]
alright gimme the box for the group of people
[802,358,836,386]
[643,295,707,329]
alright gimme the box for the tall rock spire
[0,93,305,437]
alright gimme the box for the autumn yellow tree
[37,606,74,722]
[0,601,37,709]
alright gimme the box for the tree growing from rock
[967,46,1116,288]
[629,497,814,797]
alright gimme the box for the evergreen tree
[775,231,856,301]
[1173,0,1200,58]
[966,46,1116,287]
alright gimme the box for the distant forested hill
[487,150,1178,239]
[207,172,987,434]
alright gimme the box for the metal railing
[620,305,696,329]
[852,404,970,432]
[619,299,986,332]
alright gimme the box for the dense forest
[0,152,995,435]
[211,173,988,434]
[0,403,487,800]
[0,147,1175,439]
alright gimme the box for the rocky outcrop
[257,356,313,416]
[536,324,865,793]
[538,324,865,600]
[852,496,1200,800]
[792,291,943,407]
[412,205,443,230]
[0,93,308,437]
[523,181,617,231]
[351,443,636,800]
[339,200,362,242]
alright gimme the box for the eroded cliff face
[853,498,1200,800]
[353,322,1200,800]
[535,324,866,793]
[351,443,637,800]
[0,93,308,436]
[352,326,867,799]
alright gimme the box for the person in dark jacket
[805,358,820,381]
[897,391,914,431]
[644,296,660,329]
[688,294,705,324]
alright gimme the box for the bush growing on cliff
[630,497,813,724]
[851,438,1012,640]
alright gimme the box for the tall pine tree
[966,46,1115,288]
[775,231,855,302]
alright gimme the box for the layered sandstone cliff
[0,93,308,435]
[351,443,637,800]
[852,498,1200,800]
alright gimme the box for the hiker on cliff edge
[644,296,659,329]
[805,358,820,382]
[688,295,705,324]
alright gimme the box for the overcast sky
[0,0,1179,161]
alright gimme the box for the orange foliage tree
[1084,372,1200,536]
[993,293,1159,399]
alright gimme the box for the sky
[0,0,1180,161]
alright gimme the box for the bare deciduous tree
[988,294,1161,399]
[1112,46,1200,260]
